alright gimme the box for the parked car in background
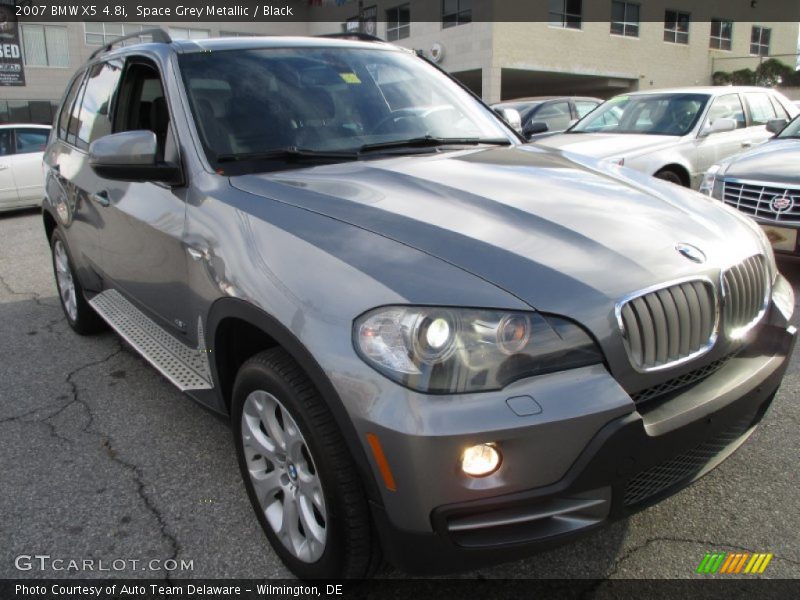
[0,124,51,212]
[492,96,602,139]
[536,87,798,188]
[701,114,800,256]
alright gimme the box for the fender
[206,297,383,504]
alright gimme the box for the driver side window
[113,59,174,162]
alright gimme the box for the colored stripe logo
[696,552,773,574]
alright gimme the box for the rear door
[0,129,19,206]
[9,127,49,203]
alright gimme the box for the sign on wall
[0,5,25,86]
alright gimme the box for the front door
[93,57,193,340]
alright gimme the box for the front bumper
[369,318,795,575]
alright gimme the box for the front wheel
[654,168,686,186]
[232,348,381,579]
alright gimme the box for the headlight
[699,164,720,196]
[354,306,603,393]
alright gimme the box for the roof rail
[316,32,385,43]
[89,27,172,60]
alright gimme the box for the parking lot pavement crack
[100,438,182,581]
[53,344,125,433]
[58,344,182,580]
[0,270,52,308]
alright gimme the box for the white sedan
[536,87,798,189]
[0,124,51,212]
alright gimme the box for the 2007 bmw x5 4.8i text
[42,31,795,578]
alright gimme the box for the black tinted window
[15,128,49,153]
[76,60,123,150]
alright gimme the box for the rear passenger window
[58,73,84,141]
[75,60,123,150]
[744,93,777,125]
[706,93,745,129]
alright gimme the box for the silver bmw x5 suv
[42,31,796,578]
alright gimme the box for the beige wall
[491,21,799,103]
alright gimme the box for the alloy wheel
[241,390,327,562]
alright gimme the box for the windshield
[777,114,800,138]
[570,93,709,136]
[178,46,512,169]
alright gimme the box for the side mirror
[523,121,549,139]
[699,117,736,137]
[766,118,788,134]
[89,130,182,185]
[494,107,522,132]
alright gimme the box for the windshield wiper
[358,136,511,154]
[217,147,359,163]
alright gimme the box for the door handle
[92,190,110,207]
[741,141,753,148]
[0,164,8,171]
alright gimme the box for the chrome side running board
[89,289,213,391]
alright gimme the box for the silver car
[43,33,796,578]
[0,124,51,212]
[537,87,798,189]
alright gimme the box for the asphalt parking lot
[0,208,798,580]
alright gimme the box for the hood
[535,132,679,160]
[229,145,761,321]
[722,138,800,186]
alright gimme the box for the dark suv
[43,31,795,579]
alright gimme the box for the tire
[232,348,381,579]
[654,168,686,186]
[50,229,105,335]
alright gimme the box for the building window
[750,26,771,56]
[442,0,471,28]
[610,1,639,37]
[219,31,256,37]
[664,10,690,44]
[84,23,150,46]
[169,27,211,41]
[549,0,582,29]
[386,4,410,41]
[710,19,733,50]
[19,24,69,67]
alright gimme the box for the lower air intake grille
[630,352,736,404]
[623,416,754,506]
[618,279,717,371]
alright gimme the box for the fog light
[461,443,501,477]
